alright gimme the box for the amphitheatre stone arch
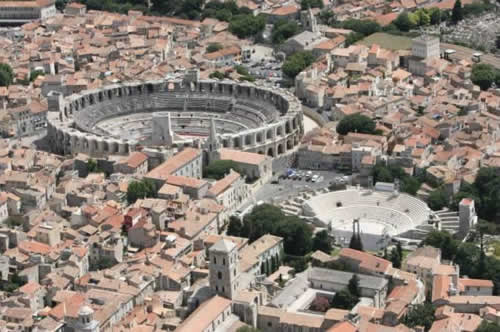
[46,79,304,157]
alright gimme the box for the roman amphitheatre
[46,75,304,158]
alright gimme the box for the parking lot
[248,169,351,208]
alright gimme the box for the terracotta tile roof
[271,5,299,16]
[339,248,392,274]
[19,281,42,295]
[327,321,357,332]
[459,278,493,288]
[145,148,201,181]
[219,148,268,165]
[207,170,240,196]
[175,296,231,332]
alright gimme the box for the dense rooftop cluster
[0,0,497,331]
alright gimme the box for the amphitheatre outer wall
[46,79,304,158]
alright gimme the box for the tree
[95,257,115,270]
[310,295,330,312]
[341,19,381,36]
[429,8,442,25]
[204,160,241,180]
[271,20,299,44]
[206,43,223,53]
[87,158,99,173]
[209,71,225,80]
[236,327,262,332]
[227,216,243,236]
[477,321,500,332]
[229,14,266,39]
[349,233,363,251]
[451,0,463,24]
[336,113,376,136]
[313,230,333,253]
[427,188,448,211]
[471,63,499,91]
[318,10,336,26]
[393,13,415,32]
[301,0,323,9]
[345,32,364,47]
[282,51,316,79]
[397,242,403,261]
[126,179,156,204]
[422,230,458,260]
[401,302,436,331]
[0,63,13,87]
[348,274,360,297]
[241,204,314,256]
[30,70,44,82]
[390,247,401,268]
[330,288,358,310]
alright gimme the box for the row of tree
[372,163,423,196]
[227,204,332,257]
[422,230,500,293]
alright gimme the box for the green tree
[236,327,262,332]
[312,230,332,253]
[401,302,436,331]
[390,247,401,268]
[349,233,363,251]
[227,215,243,236]
[451,0,463,24]
[429,8,442,25]
[301,0,323,9]
[336,113,376,136]
[271,20,299,44]
[206,43,223,53]
[282,51,316,79]
[95,256,115,270]
[126,179,156,204]
[209,71,226,80]
[471,63,500,91]
[476,320,500,332]
[241,204,314,256]
[0,63,13,87]
[393,13,416,32]
[87,158,99,173]
[422,230,458,260]
[345,32,364,47]
[204,160,241,180]
[347,274,360,297]
[318,10,336,26]
[341,19,381,36]
[427,188,448,211]
[401,177,421,196]
[330,288,358,309]
[30,70,44,82]
[229,14,266,39]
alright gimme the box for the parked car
[311,174,319,182]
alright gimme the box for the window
[213,257,216,264]
[218,272,222,279]
[223,258,225,265]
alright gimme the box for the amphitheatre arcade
[46,76,304,158]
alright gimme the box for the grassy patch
[357,32,412,50]
[330,247,341,257]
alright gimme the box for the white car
[311,175,319,182]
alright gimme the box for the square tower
[209,239,240,299]
[411,35,440,59]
